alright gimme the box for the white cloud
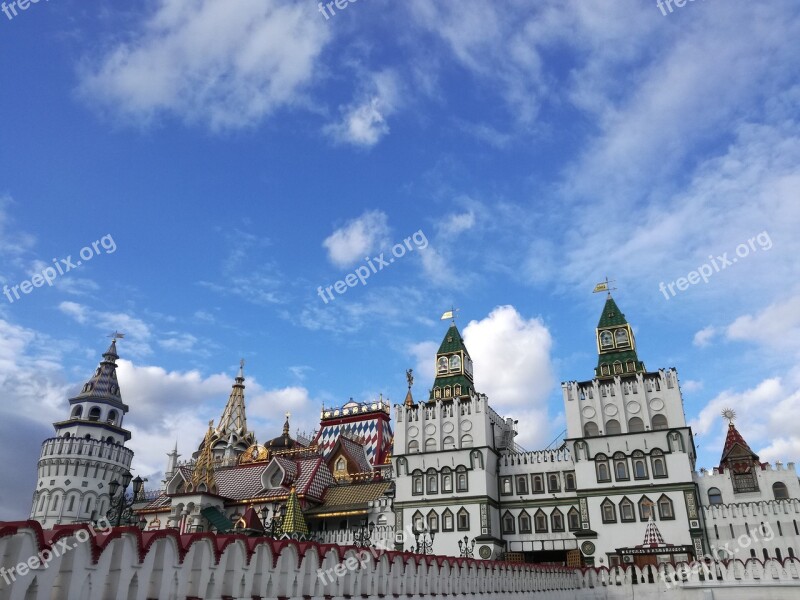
[78,0,331,130]
[726,293,800,353]
[324,70,401,147]
[322,210,390,268]
[681,379,704,394]
[439,210,475,235]
[58,302,153,357]
[462,306,555,448]
[693,326,717,348]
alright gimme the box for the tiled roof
[274,457,297,484]
[214,464,269,500]
[141,493,171,511]
[337,436,373,474]
[306,481,391,515]
[720,422,759,467]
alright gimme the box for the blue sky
[1,0,799,519]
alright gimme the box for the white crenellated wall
[2,521,800,600]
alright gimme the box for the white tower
[29,338,134,527]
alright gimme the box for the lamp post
[458,535,476,558]
[107,473,146,527]
[353,519,375,548]
[259,504,285,537]
[411,525,436,555]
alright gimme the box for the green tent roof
[597,296,628,328]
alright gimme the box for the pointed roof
[594,294,646,378]
[192,421,218,493]
[597,294,628,328]
[215,362,253,441]
[69,339,126,408]
[642,517,666,547]
[279,486,309,537]
[437,323,470,356]
[719,422,760,469]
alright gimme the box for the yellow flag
[440,310,454,320]
[592,282,609,293]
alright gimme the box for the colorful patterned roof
[279,487,309,536]
[332,436,373,474]
[68,339,127,408]
[719,422,759,467]
[306,481,391,516]
[192,421,217,493]
[210,362,255,451]
[642,517,666,547]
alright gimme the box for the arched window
[548,474,560,492]
[773,482,790,500]
[336,456,348,472]
[613,361,623,374]
[456,466,468,492]
[408,440,420,453]
[501,477,512,495]
[614,453,629,481]
[71,406,83,419]
[443,436,455,450]
[639,497,654,520]
[568,508,580,531]
[457,508,470,531]
[502,511,516,534]
[615,329,629,346]
[67,495,75,512]
[708,487,723,505]
[519,510,532,533]
[619,498,635,522]
[632,451,648,479]
[658,495,674,519]
[596,454,611,482]
[38,495,46,511]
[652,414,668,430]
[444,386,452,398]
[412,471,423,495]
[412,511,425,531]
[651,450,667,478]
[425,438,437,452]
[50,495,60,511]
[532,474,544,492]
[88,407,101,422]
[584,422,599,437]
[460,434,473,448]
[551,508,565,532]
[565,472,576,491]
[427,510,439,532]
[516,475,529,494]
[449,355,461,372]
[534,509,548,533]
[441,468,453,493]
[628,417,644,432]
[107,410,118,425]
[396,457,408,476]
[426,469,438,494]
[85,497,93,514]
[605,419,621,435]
[442,509,454,531]
[601,499,616,523]
[437,357,448,373]
[600,331,613,348]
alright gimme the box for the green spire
[429,323,475,401]
[594,294,645,378]
[278,487,309,537]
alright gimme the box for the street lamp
[353,518,375,548]
[411,525,436,555]
[107,473,146,527]
[458,535,476,558]
[259,504,285,537]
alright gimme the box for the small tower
[429,322,475,401]
[30,337,134,528]
[595,293,645,379]
[196,361,256,463]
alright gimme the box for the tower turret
[30,337,134,528]
[595,294,646,378]
[429,322,476,401]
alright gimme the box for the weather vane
[592,277,617,295]
[440,306,459,322]
[406,368,414,389]
[108,331,126,340]
[721,408,736,424]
